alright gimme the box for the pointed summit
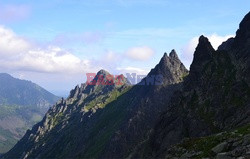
[159,52,169,64]
[238,11,250,34]
[198,35,214,51]
[147,50,188,85]
[190,35,214,68]
[169,49,179,60]
[163,52,168,57]
[160,52,168,64]
[97,69,110,76]
[158,49,181,66]
[187,35,215,88]
[234,12,250,48]
[69,69,129,101]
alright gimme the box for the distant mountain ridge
[0,73,58,108]
[0,73,59,154]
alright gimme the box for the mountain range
[2,12,250,159]
[0,73,59,154]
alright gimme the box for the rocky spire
[233,12,250,48]
[185,35,215,89]
[96,69,110,76]
[158,49,182,68]
[147,50,188,85]
[169,49,180,61]
[193,36,214,62]
[95,69,130,86]
[68,85,81,99]
[190,36,214,71]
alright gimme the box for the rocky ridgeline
[3,50,188,158]
[145,12,250,158]
[3,70,131,158]
[102,50,188,158]
[2,12,250,159]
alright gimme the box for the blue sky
[0,0,249,96]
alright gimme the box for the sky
[0,0,249,97]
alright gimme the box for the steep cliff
[2,51,188,158]
[146,12,250,159]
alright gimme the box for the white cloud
[102,50,120,63]
[0,25,106,96]
[180,34,234,68]
[0,26,31,55]
[208,34,234,49]
[0,25,93,74]
[125,46,155,61]
[0,25,154,94]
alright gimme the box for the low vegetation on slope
[165,124,250,158]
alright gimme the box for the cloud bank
[0,25,92,74]
[0,25,153,94]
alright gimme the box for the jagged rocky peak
[197,35,215,54]
[190,35,214,68]
[237,12,250,37]
[239,11,250,30]
[68,69,130,99]
[96,69,110,76]
[234,12,250,47]
[93,69,125,82]
[94,69,130,86]
[68,85,81,99]
[169,49,179,60]
[148,50,188,85]
[90,69,111,83]
[185,35,215,88]
[160,49,181,64]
